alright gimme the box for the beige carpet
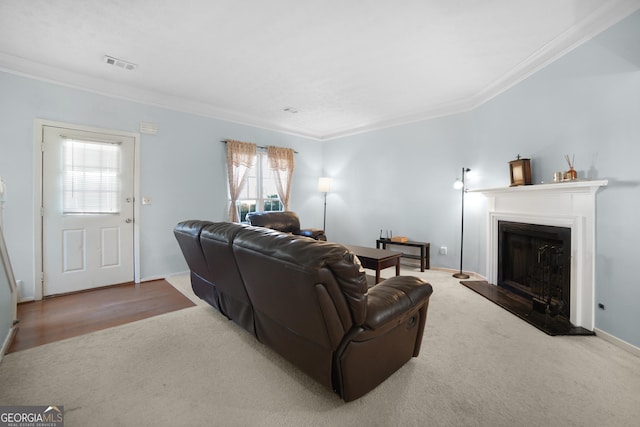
[1,268,639,426]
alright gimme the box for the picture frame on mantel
[509,157,532,186]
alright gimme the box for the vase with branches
[565,154,577,180]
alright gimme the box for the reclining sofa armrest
[299,228,327,241]
[364,276,433,329]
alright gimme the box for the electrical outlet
[439,246,447,255]
[142,196,152,205]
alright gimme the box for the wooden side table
[376,239,430,271]
[344,245,401,284]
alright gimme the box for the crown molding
[1,0,638,141]
[0,53,324,141]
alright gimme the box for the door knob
[125,218,133,223]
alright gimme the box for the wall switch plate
[142,196,152,205]
[440,246,447,255]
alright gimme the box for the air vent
[103,55,137,71]
[139,122,158,135]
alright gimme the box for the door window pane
[62,139,121,214]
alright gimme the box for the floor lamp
[453,168,470,279]
[317,177,332,230]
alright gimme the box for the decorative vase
[567,167,577,180]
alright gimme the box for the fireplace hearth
[460,279,594,335]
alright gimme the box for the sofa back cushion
[174,220,215,282]
[200,222,255,334]
[232,226,367,330]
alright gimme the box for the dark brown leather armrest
[364,276,433,329]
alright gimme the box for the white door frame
[33,119,141,300]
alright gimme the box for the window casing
[235,152,283,222]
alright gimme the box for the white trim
[3,2,638,141]
[595,328,640,358]
[165,270,190,278]
[133,128,141,284]
[33,119,141,300]
[139,274,168,283]
[429,266,486,281]
[470,179,609,196]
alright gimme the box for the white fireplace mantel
[470,179,608,331]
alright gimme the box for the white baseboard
[594,328,640,358]
[428,266,486,281]
[164,270,189,278]
[140,271,189,282]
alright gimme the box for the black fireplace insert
[498,221,571,318]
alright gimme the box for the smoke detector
[103,55,137,71]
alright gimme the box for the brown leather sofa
[246,210,327,241]
[174,220,433,401]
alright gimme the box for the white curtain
[267,146,295,211]
[226,140,256,222]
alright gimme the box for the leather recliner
[174,220,433,401]
[246,210,327,241]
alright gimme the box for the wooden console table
[376,239,430,271]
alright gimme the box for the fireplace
[498,221,571,318]
[472,180,607,331]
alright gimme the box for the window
[62,139,122,214]
[235,152,283,222]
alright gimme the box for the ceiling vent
[103,55,137,71]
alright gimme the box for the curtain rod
[220,140,298,154]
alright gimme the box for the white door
[42,125,135,296]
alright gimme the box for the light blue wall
[323,11,640,347]
[0,72,323,301]
[0,11,638,350]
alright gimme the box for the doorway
[35,120,140,298]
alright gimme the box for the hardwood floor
[7,279,195,354]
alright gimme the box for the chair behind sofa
[246,211,327,241]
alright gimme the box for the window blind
[62,138,121,214]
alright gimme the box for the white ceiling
[1,0,639,140]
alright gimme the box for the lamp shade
[317,177,332,193]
